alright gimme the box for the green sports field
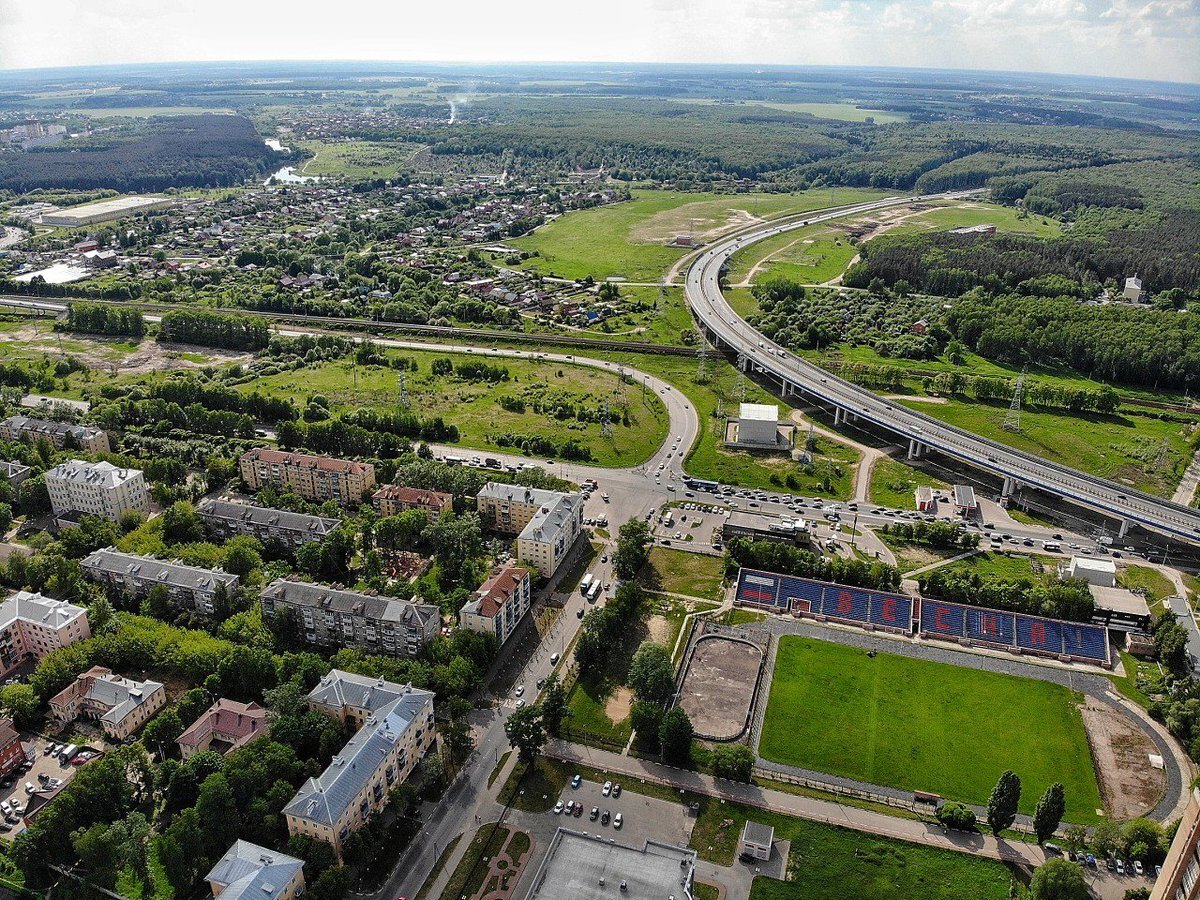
[759,636,1103,822]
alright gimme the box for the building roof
[45,195,172,220]
[196,499,340,537]
[177,699,266,751]
[307,670,410,715]
[1089,584,1152,617]
[1126,275,1144,290]
[46,459,142,489]
[54,666,163,727]
[284,684,433,826]
[461,566,530,619]
[739,402,779,422]
[915,485,934,503]
[372,485,453,508]
[241,447,373,477]
[952,484,977,508]
[477,482,560,507]
[0,590,87,631]
[82,547,239,594]
[524,829,697,900]
[0,461,31,480]
[260,579,439,630]
[3,415,105,443]
[206,840,304,900]
[521,492,582,544]
[1069,556,1117,575]
[0,717,20,750]
[742,820,774,846]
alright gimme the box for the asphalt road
[684,193,1200,546]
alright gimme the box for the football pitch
[759,637,1104,822]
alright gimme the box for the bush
[936,801,978,831]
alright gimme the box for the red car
[70,752,96,766]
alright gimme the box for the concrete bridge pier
[907,439,927,460]
[1118,518,1130,539]
[1002,475,1020,497]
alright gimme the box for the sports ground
[759,636,1104,822]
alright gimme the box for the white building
[739,820,774,861]
[1066,556,1117,588]
[1123,274,1147,303]
[0,591,90,678]
[45,460,148,523]
[515,493,585,578]
[524,829,697,900]
[726,402,793,450]
[459,566,532,646]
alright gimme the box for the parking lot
[549,775,694,850]
[654,503,728,552]
[0,735,92,839]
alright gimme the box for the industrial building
[40,195,175,227]
[523,829,697,900]
[724,402,795,451]
[1065,556,1117,587]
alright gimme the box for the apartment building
[0,717,26,779]
[371,484,453,522]
[458,565,531,646]
[49,665,166,741]
[0,461,31,488]
[178,699,267,759]
[284,672,435,859]
[260,579,439,658]
[0,590,90,678]
[197,499,340,548]
[239,448,376,506]
[476,483,561,534]
[515,492,585,578]
[46,459,148,523]
[82,547,240,616]
[306,669,416,730]
[0,415,110,453]
[1153,786,1200,899]
[206,840,305,900]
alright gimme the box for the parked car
[571,774,582,789]
[612,784,622,798]
[601,810,611,825]
[553,800,564,815]
[590,806,599,821]
[613,813,623,829]
[602,780,612,797]
[572,803,582,817]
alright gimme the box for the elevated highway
[685,193,1200,546]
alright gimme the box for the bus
[587,582,602,602]
[580,574,594,594]
[684,477,719,492]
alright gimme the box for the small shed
[740,820,774,861]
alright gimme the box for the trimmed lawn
[639,547,725,599]
[512,187,892,283]
[896,396,1194,498]
[869,456,949,510]
[759,636,1103,822]
[242,347,669,467]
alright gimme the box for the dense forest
[0,115,277,192]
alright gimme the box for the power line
[1002,368,1025,433]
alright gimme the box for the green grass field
[880,201,1061,239]
[243,347,668,467]
[639,547,725,599]
[1119,565,1176,603]
[297,139,426,178]
[936,551,1049,581]
[759,636,1103,821]
[896,397,1193,497]
[511,187,891,283]
[521,284,697,346]
[868,456,949,510]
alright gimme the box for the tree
[504,704,546,765]
[1062,824,1089,860]
[986,770,1021,835]
[630,700,664,748]
[710,744,755,783]
[613,518,653,580]
[162,501,205,545]
[438,697,474,769]
[142,709,183,759]
[659,707,693,766]
[540,675,569,737]
[1091,820,1123,860]
[1029,858,1088,900]
[936,802,977,831]
[0,682,37,729]
[1033,783,1066,844]
[195,773,238,857]
[627,642,675,705]
[142,584,173,620]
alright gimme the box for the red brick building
[0,717,26,778]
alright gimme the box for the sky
[0,0,1197,84]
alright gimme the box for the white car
[515,685,525,697]
[554,800,565,814]
[602,780,612,797]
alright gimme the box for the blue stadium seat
[736,569,783,608]
[1015,614,1063,655]
[1063,623,1108,662]
[867,589,911,628]
[966,608,1015,645]
[921,599,966,638]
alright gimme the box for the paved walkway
[546,741,1047,867]
[1173,448,1200,505]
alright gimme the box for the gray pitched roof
[307,670,408,714]
[81,547,239,593]
[206,840,304,900]
[197,499,340,538]
[0,590,87,630]
[521,493,583,543]
[284,685,433,826]
[261,580,438,630]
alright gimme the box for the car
[613,813,623,829]
[515,698,525,709]
[23,782,33,794]
[43,743,57,757]
[1134,861,1144,876]
[571,774,582,789]
[1085,854,1097,869]
[536,678,546,690]
[1116,860,1125,875]
[590,806,600,821]
[550,653,560,665]
[600,554,608,563]
[576,608,585,619]
[573,803,582,817]
[601,809,611,825]
[602,780,612,797]
[612,783,621,798]
[515,685,525,696]
[0,802,9,816]
[553,800,564,814]
[71,751,96,765]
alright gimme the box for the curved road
[685,194,1200,546]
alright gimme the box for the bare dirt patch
[646,614,672,645]
[1079,699,1164,820]
[632,202,762,245]
[679,635,764,741]
[604,686,634,724]
[0,326,250,376]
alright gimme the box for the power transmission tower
[1002,369,1025,433]
[600,401,614,438]
[1155,438,1170,471]
[398,372,409,408]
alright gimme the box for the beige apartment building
[206,840,305,900]
[239,448,376,506]
[49,665,166,741]
[46,460,149,523]
[371,484,453,522]
[284,671,435,859]
[0,415,110,453]
[1153,786,1200,899]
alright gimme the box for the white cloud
[0,0,1195,82]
